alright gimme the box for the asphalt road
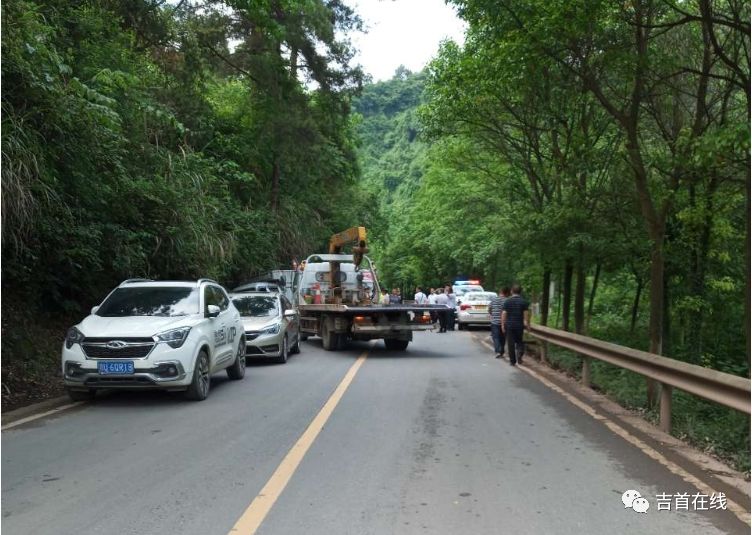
[2,330,748,534]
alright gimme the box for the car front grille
[81,338,155,359]
[245,331,260,341]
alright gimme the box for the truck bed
[298,304,449,314]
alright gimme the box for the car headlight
[65,326,85,349]
[155,327,192,349]
[260,323,280,335]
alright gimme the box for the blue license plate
[98,361,135,375]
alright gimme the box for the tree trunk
[562,260,573,332]
[271,158,280,213]
[646,239,665,408]
[630,274,643,333]
[541,267,551,326]
[586,262,601,330]
[662,265,672,358]
[574,263,586,335]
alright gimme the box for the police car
[62,279,246,402]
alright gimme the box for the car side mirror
[91,306,100,315]
[207,304,221,318]
[284,309,296,318]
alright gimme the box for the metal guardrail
[529,324,751,432]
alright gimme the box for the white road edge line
[2,402,83,431]
[476,335,750,526]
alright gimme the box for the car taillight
[460,304,471,310]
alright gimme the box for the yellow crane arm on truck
[328,226,368,267]
[327,226,369,301]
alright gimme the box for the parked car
[230,292,300,364]
[454,284,485,319]
[62,279,246,402]
[457,291,498,329]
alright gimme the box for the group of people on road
[414,286,456,333]
[488,284,530,366]
[379,281,530,363]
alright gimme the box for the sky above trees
[348,0,466,81]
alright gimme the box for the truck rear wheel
[321,317,339,351]
[384,339,409,351]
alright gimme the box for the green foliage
[352,1,749,470]
[1,0,364,378]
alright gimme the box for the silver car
[230,292,300,363]
[457,291,498,329]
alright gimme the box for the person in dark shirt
[501,284,530,366]
[488,287,509,358]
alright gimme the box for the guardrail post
[540,341,548,364]
[581,356,591,387]
[659,383,672,433]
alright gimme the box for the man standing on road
[414,287,428,305]
[379,288,390,305]
[489,287,509,358]
[435,288,449,332]
[445,285,457,331]
[501,284,530,366]
[389,287,402,304]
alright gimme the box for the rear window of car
[457,286,484,295]
[97,287,200,317]
[232,296,279,317]
[466,292,497,301]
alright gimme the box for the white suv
[62,279,246,402]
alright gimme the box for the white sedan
[456,291,498,329]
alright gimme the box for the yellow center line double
[229,350,369,534]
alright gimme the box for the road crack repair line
[472,333,750,526]
[228,350,369,535]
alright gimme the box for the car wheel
[277,336,289,364]
[66,388,96,402]
[227,337,246,380]
[290,333,301,354]
[300,334,309,342]
[458,322,465,330]
[185,350,211,401]
[384,339,409,351]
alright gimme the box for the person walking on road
[379,288,390,305]
[501,284,530,366]
[489,287,509,358]
[427,288,438,325]
[435,288,449,332]
[414,287,428,305]
[389,287,402,304]
[445,285,457,331]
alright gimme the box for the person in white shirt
[414,286,427,304]
[427,288,438,325]
[445,285,457,331]
[435,289,449,332]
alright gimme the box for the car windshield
[467,292,497,301]
[232,296,279,317]
[96,287,199,317]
